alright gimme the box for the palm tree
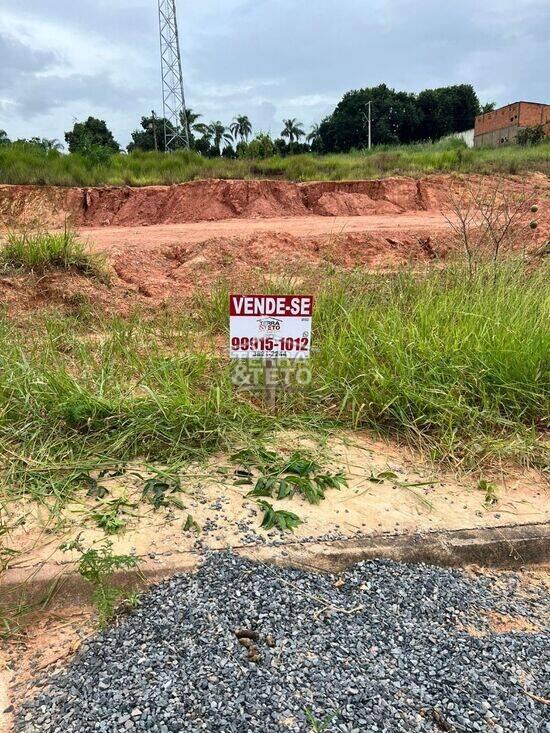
[306,123,320,145]
[193,123,211,139]
[208,121,233,154]
[281,118,305,144]
[229,115,253,143]
[180,108,204,134]
[43,138,64,152]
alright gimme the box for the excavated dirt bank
[1,173,548,228]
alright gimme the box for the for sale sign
[229,294,313,359]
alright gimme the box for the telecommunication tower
[158,0,190,150]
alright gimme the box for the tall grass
[0,139,548,186]
[308,263,549,463]
[0,260,547,508]
[0,228,108,280]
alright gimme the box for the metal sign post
[229,294,313,408]
[263,357,276,407]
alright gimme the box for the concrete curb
[3,522,549,610]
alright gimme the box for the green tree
[42,138,64,152]
[481,102,496,114]
[318,83,481,151]
[238,133,275,159]
[65,117,120,154]
[306,123,320,144]
[208,121,233,155]
[13,137,64,152]
[417,85,480,140]
[229,115,253,143]
[128,110,205,152]
[318,85,422,151]
[127,114,167,152]
[281,118,305,143]
[0,130,11,146]
[191,122,214,156]
[180,107,206,148]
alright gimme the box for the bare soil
[1,174,547,228]
[0,175,463,228]
[0,173,548,314]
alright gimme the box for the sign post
[229,294,313,406]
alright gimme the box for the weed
[478,478,498,506]
[91,499,135,534]
[0,227,109,281]
[305,708,338,732]
[0,258,547,517]
[235,448,347,505]
[257,500,302,532]
[142,473,184,509]
[183,514,201,533]
[308,260,549,465]
[368,470,399,484]
[61,535,139,627]
[93,510,126,534]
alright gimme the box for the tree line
[126,111,311,158]
[1,83,499,159]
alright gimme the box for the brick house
[474,101,550,147]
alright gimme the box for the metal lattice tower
[158,0,190,150]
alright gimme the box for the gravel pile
[16,554,549,733]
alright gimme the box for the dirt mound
[2,174,546,229]
[0,229,457,315]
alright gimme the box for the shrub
[239,133,276,159]
[517,125,546,146]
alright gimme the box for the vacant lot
[1,167,548,733]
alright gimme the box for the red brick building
[474,101,550,147]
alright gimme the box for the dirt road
[80,212,450,253]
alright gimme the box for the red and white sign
[229,294,313,359]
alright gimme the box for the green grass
[0,139,548,186]
[0,259,547,513]
[308,263,548,464]
[0,228,109,280]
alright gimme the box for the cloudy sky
[0,0,548,147]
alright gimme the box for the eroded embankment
[2,174,544,228]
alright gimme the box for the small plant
[78,472,110,499]
[305,708,338,732]
[478,478,498,506]
[236,449,347,505]
[61,535,139,627]
[257,500,302,532]
[183,514,201,533]
[0,226,109,281]
[93,510,126,535]
[368,470,398,484]
[142,474,183,509]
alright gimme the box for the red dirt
[0,174,547,315]
[1,173,547,228]
[0,228,452,314]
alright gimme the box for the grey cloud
[1,0,548,144]
[11,71,140,118]
[0,33,57,81]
